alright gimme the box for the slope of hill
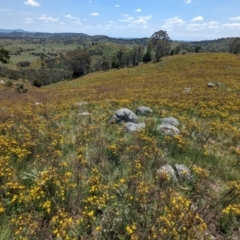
[0,53,240,239]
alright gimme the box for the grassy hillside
[0,38,80,70]
[0,53,240,239]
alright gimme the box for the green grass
[0,52,240,239]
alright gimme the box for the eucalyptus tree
[151,30,171,61]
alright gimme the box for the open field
[0,37,132,71]
[0,39,80,70]
[0,53,240,239]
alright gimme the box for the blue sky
[1,0,240,40]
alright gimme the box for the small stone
[157,164,177,182]
[78,112,90,116]
[161,117,180,127]
[0,80,5,85]
[183,88,191,92]
[207,82,215,87]
[135,106,153,115]
[174,164,192,180]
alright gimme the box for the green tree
[174,45,181,55]
[229,38,240,54]
[113,47,131,68]
[131,45,143,66]
[194,46,201,53]
[101,56,111,70]
[151,30,171,61]
[143,41,153,63]
[0,47,10,63]
[66,49,91,78]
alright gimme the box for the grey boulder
[109,108,137,124]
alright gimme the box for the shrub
[15,83,28,93]
[32,79,42,88]
[143,52,151,63]
[16,61,31,68]
[8,70,21,80]
[5,80,13,88]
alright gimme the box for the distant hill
[0,31,90,39]
[188,38,234,52]
[0,29,235,52]
[0,28,28,33]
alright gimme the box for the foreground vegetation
[0,53,240,239]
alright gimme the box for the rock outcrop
[109,108,138,124]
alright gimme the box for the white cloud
[135,9,142,12]
[119,14,134,22]
[132,15,152,25]
[65,14,76,20]
[191,16,203,22]
[229,16,240,21]
[185,0,192,3]
[73,21,82,25]
[115,5,120,8]
[24,0,40,7]
[90,12,99,16]
[118,14,152,29]
[161,17,185,31]
[64,14,82,25]
[39,14,59,23]
[204,21,219,29]
[24,17,34,24]
[187,23,200,31]
[187,21,219,31]
[222,23,240,29]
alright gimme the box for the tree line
[1,31,240,88]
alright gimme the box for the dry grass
[0,53,240,239]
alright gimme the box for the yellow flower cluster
[0,52,240,238]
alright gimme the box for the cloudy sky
[1,0,240,40]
